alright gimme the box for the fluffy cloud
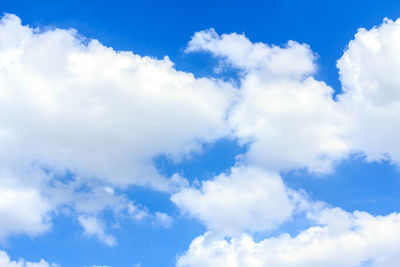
[78,215,117,246]
[337,18,400,164]
[0,14,234,191]
[0,172,51,240]
[177,208,400,267]
[0,251,57,267]
[172,166,306,235]
[186,19,400,172]
[187,29,350,173]
[3,11,400,265]
[177,20,400,266]
[0,13,233,241]
[0,166,165,241]
[186,29,316,79]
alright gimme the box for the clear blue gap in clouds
[153,138,246,181]
[283,157,400,216]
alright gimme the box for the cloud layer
[177,209,400,267]
[0,13,233,241]
[1,12,400,267]
[0,13,233,190]
[175,17,400,267]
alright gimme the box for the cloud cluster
[2,12,400,267]
[177,208,400,267]
[0,13,233,190]
[0,13,232,241]
[187,28,350,173]
[175,18,400,266]
[187,18,400,174]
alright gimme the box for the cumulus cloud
[172,166,308,236]
[0,250,58,267]
[185,20,400,173]
[0,172,51,240]
[186,28,316,79]
[177,19,400,266]
[177,208,400,267]
[187,29,350,173]
[0,13,233,241]
[337,18,400,164]
[2,11,400,264]
[0,13,234,191]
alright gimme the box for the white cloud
[186,20,400,173]
[0,250,58,267]
[2,12,400,260]
[177,208,400,267]
[0,172,51,240]
[0,14,234,191]
[0,13,233,241]
[178,20,400,266]
[187,29,350,173]
[337,18,400,164]
[0,165,161,241]
[78,215,117,246]
[172,166,301,235]
[186,29,316,79]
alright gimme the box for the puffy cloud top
[0,14,234,191]
[177,209,400,267]
[172,167,297,235]
[338,18,400,164]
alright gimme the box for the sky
[1,0,400,266]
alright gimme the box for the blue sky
[1,1,400,267]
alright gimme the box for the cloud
[177,20,400,266]
[337,18,400,164]
[172,166,306,236]
[187,29,350,173]
[177,208,400,267]
[78,215,117,246]
[185,19,400,173]
[2,11,400,260]
[0,13,233,241]
[0,250,58,267]
[186,28,316,79]
[0,172,51,240]
[0,13,234,191]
